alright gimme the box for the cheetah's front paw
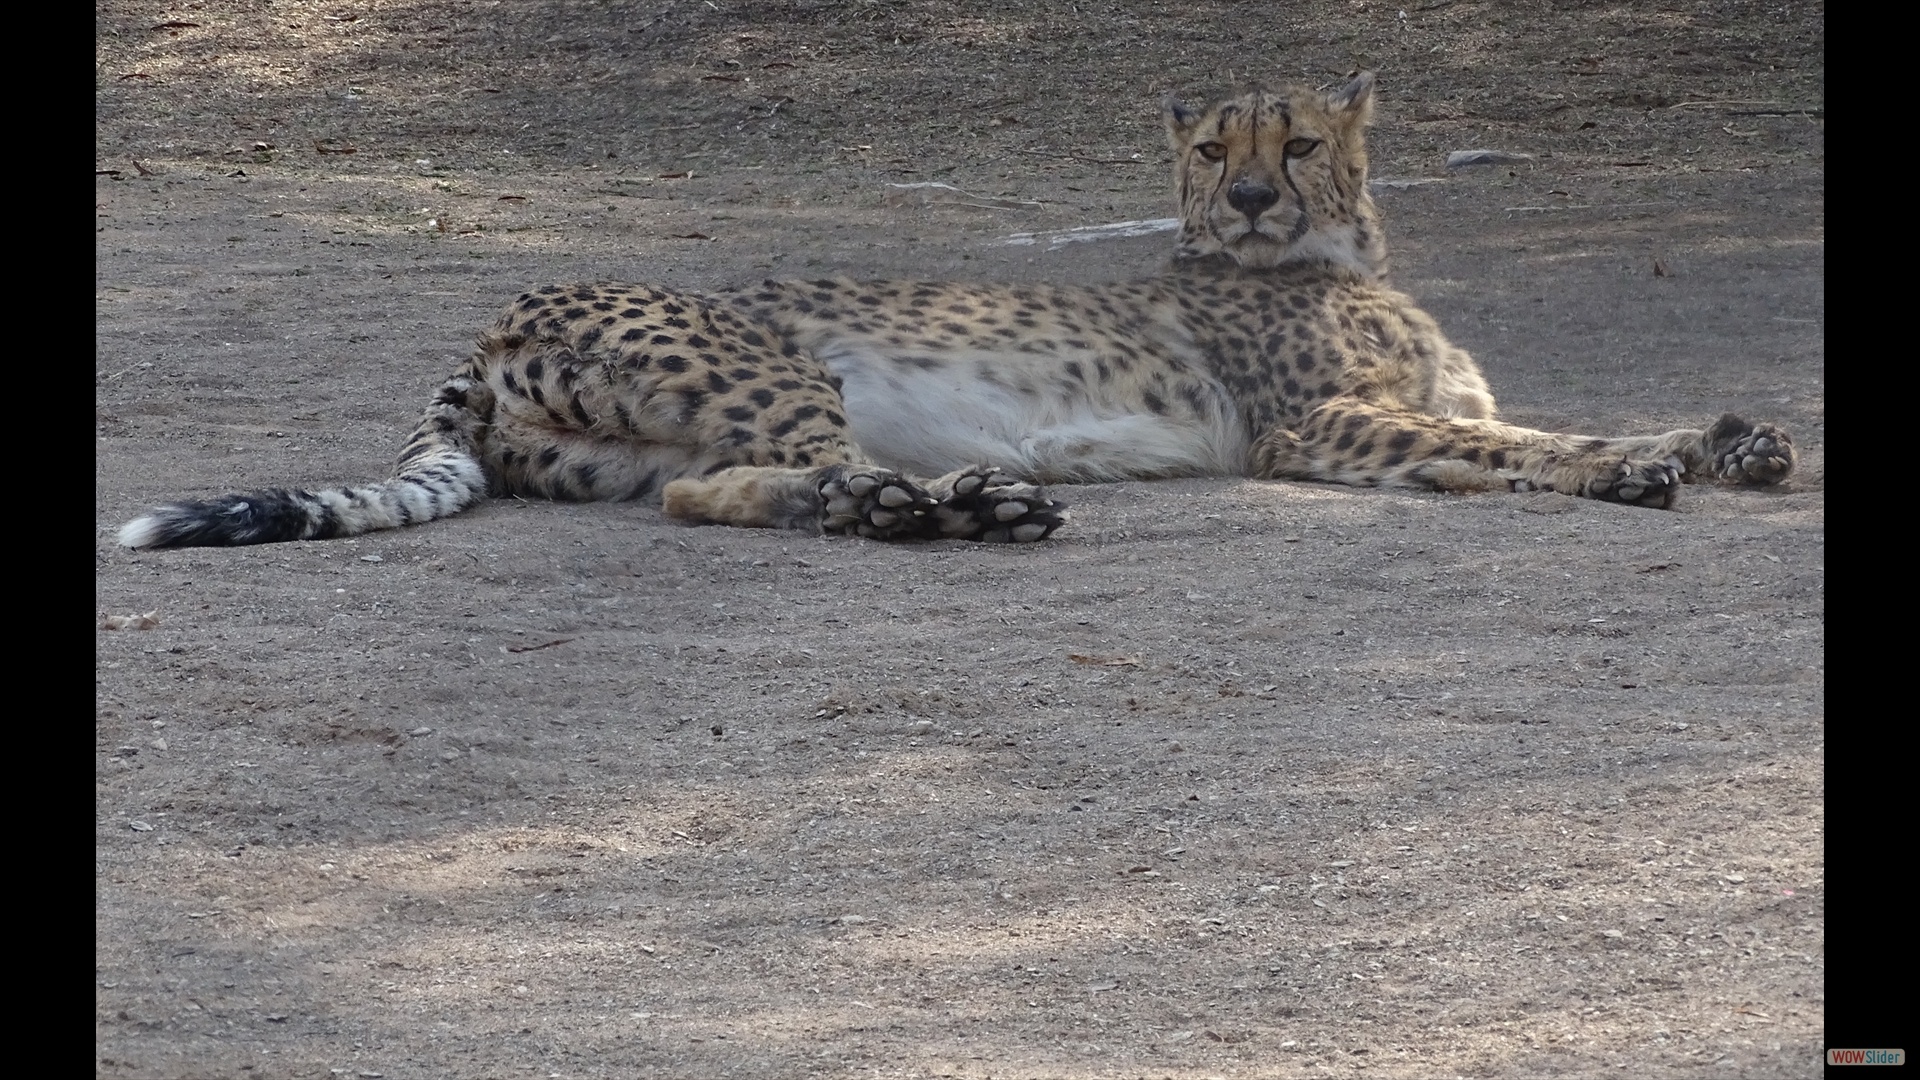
[925,466,1067,543]
[1585,458,1683,509]
[817,465,938,539]
[1703,414,1795,485]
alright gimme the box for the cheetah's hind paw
[1585,457,1683,509]
[1703,414,1795,485]
[817,466,939,539]
[926,465,1067,543]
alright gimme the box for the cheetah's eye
[1283,138,1322,158]
[1196,142,1228,163]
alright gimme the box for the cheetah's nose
[1226,179,1279,221]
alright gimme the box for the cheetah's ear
[1163,93,1204,146]
[1328,70,1376,125]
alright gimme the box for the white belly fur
[816,341,1249,483]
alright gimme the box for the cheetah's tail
[116,372,493,549]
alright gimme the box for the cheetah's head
[1163,72,1385,278]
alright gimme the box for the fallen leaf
[1068,654,1143,667]
[505,637,575,654]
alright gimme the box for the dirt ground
[95,2,1824,1077]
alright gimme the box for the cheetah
[117,72,1794,551]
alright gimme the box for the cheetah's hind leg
[663,463,934,538]
[662,463,1065,542]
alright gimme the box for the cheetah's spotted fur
[118,72,1794,551]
